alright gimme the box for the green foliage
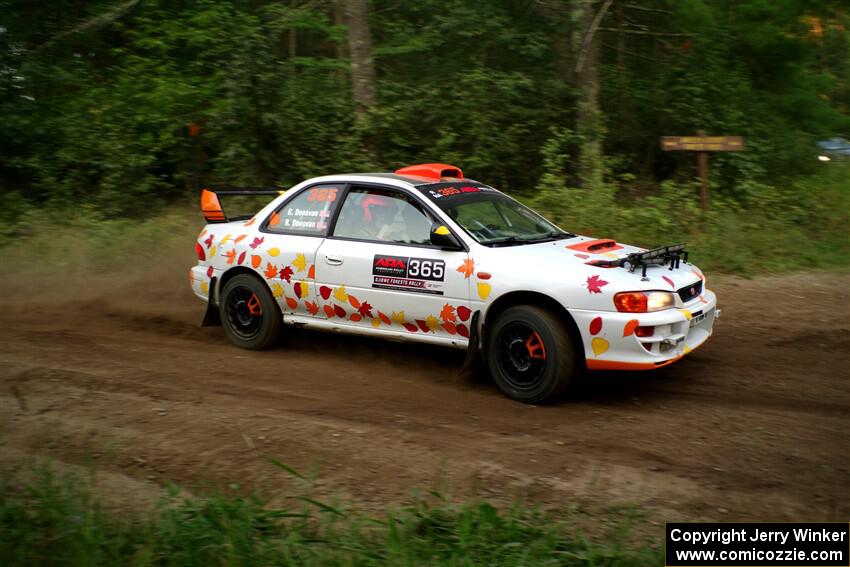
[532,136,850,274]
[0,464,661,566]
[0,0,848,274]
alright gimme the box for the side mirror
[430,223,463,250]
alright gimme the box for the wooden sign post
[661,131,745,210]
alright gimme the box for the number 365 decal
[372,255,446,295]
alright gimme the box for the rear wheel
[485,305,575,404]
[220,274,282,350]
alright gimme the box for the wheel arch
[483,291,586,367]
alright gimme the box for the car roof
[305,172,485,189]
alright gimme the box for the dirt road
[1,268,848,523]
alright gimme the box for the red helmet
[360,194,395,224]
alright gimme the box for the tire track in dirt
[1,271,848,523]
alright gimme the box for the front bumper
[571,288,718,371]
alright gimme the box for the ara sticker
[372,255,446,295]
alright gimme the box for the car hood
[477,235,705,306]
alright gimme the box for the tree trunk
[288,0,297,61]
[345,0,376,115]
[334,0,346,61]
[572,0,609,190]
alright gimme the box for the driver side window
[333,187,435,245]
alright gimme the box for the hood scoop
[567,239,624,254]
[590,243,690,280]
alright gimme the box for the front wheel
[219,274,282,350]
[485,305,576,404]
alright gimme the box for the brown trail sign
[661,131,745,210]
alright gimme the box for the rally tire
[485,305,575,404]
[219,274,282,350]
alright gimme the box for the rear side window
[332,187,435,245]
[266,184,341,236]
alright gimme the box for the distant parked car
[817,137,850,162]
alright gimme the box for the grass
[531,162,850,275]
[0,463,662,566]
[1,165,846,283]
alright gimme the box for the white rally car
[190,163,718,403]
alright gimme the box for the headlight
[818,155,831,162]
[614,291,676,313]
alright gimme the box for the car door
[260,183,344,317]
[314,184,473,340]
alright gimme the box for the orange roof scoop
[395,163,463,180]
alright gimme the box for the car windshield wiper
[527,230,575,242]
[483,231,575,247]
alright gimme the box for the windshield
[422,185,572,246]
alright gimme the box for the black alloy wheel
[219,274,282,350]
[485,305,576,404]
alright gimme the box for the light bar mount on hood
[591,244,689,281]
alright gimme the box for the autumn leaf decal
[249,236,264,249]
[425,315,440,332]
[292,253,307,272]
[589,316,603,335]
[391,311,406,324]
[233,235,248,244]
[204,234,214,248]
[585,274,609,294]
[224,249,237,265]
[456,258,475,279]
[357,301,373,319]
[279,265,294,282]
[305,301,319,315]
[264,263,278,279]
[440,303,457,322]
[333,285,348,303]
[220,233,233,245]
[236,251,247,265]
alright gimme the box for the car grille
[677,280,703,302]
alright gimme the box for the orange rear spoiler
[200,187,285,224]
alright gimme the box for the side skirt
[283,314,469,350]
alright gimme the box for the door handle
[325,255,344,266]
